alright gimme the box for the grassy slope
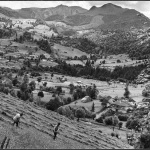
[0,92,132,149]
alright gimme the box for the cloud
[127,1,138,5]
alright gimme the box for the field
[66,60,85,66]
[30,72,145,105]
[29,25,58,37]
[94,54,145,70]
[52,43,90,59]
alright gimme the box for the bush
[126,119,139,129]
[29,81,36,91]
[37,77,42,83]
[56,86,62,95]
[118,115,129,121]
[52,93,56,97]
[67,97,72,104]
[104,116,113,125]
[20,82,28,92]
[111,132,115,137]
[69,114,74,120]
[17,90,21,99]
[118,122,123,129]
[96,117,103,123]
[75,108,86,120]
[45,97,63,111]
[3,87,9,95]
[57,106,64,115]
[57,106,74,119]
[113,115,119,126]
[140,132,150,148]
[10,89,16,97]
[127,108,133,113]
[38,91,44,98]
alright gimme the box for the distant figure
[12,113,23,127]
[53,122,60,140]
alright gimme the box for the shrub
[57,106,74,119]
[140,132,150,148]
[111,132,115,137]
[20,82,28,92]
[96,117,103,123]
[73,92,78,100]
[126,119,139,129]
[52,93,56,97]
[126,119,132,128]
[130,119,139,129]
[45,97,63,111]
[29,81,36,91]
[75,108,86,121]
[10,89,16,97]
[57,106,64,115]
[38,91,44,98]
[118,122,123,129]
[3,87,9,95]
[127,108,133,113]
[113,115,119,126]
[12,78,18,86]
[91,113,96,120]
[104,116,113,125]
[118,115,129,121]
[37,77,42,83]
[69,114,74,120]
[67,97,72,104]
[56,86,62,95]
[17,90,21,99]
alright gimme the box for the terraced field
[0,92,132,149]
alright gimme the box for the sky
[1,1,150,18]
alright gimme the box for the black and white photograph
[0,0,150,149]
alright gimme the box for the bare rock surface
[0,92,132,149]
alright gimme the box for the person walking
[53,122,60,140]
[12,113,23,127]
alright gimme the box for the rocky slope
[0,92,132,149]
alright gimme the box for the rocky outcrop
[0,92,132,149]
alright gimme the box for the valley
[0,2,150,149]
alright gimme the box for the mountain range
[0,3,150,30]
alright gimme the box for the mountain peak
[90,6,97,10]
[56,4,68,8]
[101,3,122,9]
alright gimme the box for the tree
[20,82,28,92]
[29,81,36,91]
[37,77,42,84]
[139,132,150,148]
[124,86,130,98]
[69,84,75,94]
[91,102,95,112]
[56,86,62,96]
[43,82,47,87]
[45,96,63,111]
[75,108,86,121]
[23,74,29,84]
[9,56,11,62]
[118,122,123,130]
